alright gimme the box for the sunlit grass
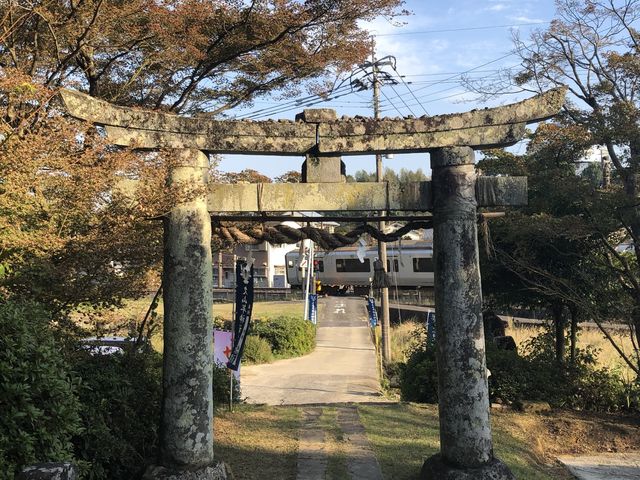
[505,323,637,377]
[391,320,421,363]
[214,404,300,480]
[358,403,570,480]
[213,403,578,479]
[390,318,637,377]
[76,298,313,353]
[212,301,309,321]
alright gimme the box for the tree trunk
[551,303,566,367]
[569,305,579,366]
[621,141,640,373]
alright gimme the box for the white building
[576,145,610,177]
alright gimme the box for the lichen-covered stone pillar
[149,148,218,477]
[421,147,514,480]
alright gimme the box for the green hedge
[250,315,316,359]
[242,335,274,364]
[0,300,81,480]
[69,349,162,479]
[399,343,439,404]
[0,298,241,479]
[213,360,241,404]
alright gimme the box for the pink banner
[214,329,240,380]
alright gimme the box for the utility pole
[372,50,392,365]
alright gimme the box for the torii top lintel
[59,88,566,156]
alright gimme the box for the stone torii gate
[61,87,565,480]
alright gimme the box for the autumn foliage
[0,0,405,312]
[1,0,405,114]
[0,1,411,475]
[0,70,172,312]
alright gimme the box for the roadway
[240,296,388,405]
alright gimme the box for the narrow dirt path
[241,296,387,405]
[296,408,328,480]
[336,406,384,480]
[294,406,384,480]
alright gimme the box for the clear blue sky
[218,0,557,178]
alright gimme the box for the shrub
[399,345,439,403]
[72,346,240,480]
[399,323,439,403]
[242,335,274,364]
[213,315,232,331]
[213,361,241,404]
[251,316,315,358]
[0,300,81,480]
[69,349,162,480]
[485,343,556,406]
[399,323,635,413]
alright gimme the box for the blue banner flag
[366,297,378,327]
[426,311,436,344]
[227,260,254,371]
[308,294,318,324]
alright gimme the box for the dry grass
[390,321,421,363]
[390,318,638,377]
[506,323,637,377]
[359,403,640,480]
[214,404,300,480]
[212,403,636,479]
[74,298,311,353]
[212,300,311,321]
[78,297,308,327]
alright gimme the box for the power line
[380,84,460,108]
[386,82,418,116]
[396,68,513,77]
[244,88,362,119]
[232,46,526,120]
[237,84,356,119]
[373,22,549,37]
[380,90,473,113]
[379,88,405,116]
[379,71,507,106]
[377,50,518,107]
[240,85,354,118]
[390,65,429,115]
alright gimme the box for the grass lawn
[391,320,637,377]
[358,403,570,479]
[506,324,636,378]
[212,300,311,321]
[212,402,640,479]
[214,405,300,480]
[85,297,308,328]
[78,298,311,352]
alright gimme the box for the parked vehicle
[80,336,147,355]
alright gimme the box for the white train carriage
[285,242,434,290]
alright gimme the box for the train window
[336,258,371,273]
[314,260,324,272]
[413,257,434,272]
[387,258,399,272]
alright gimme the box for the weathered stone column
[145,149,224,479]
[421,147,514,480]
